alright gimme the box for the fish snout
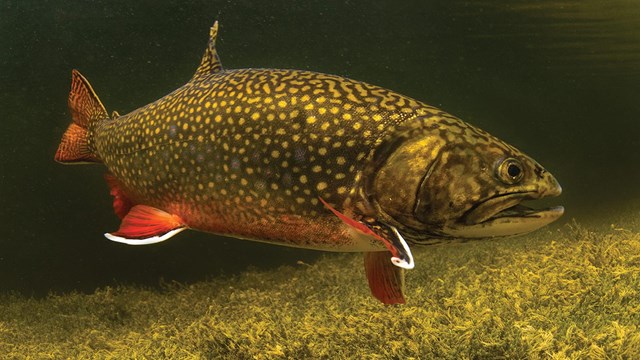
[539,172,562,198]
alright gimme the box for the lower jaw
[442,206,565,239]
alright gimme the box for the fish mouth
[444,191,564,238]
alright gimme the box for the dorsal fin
[192,21,223,81]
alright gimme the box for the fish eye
[497,158,524,184]
[508,163,521,178]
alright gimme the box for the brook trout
[55,21,563,304]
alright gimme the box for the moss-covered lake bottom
[2,215,640,359]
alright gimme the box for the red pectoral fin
[319,197,414,269]
[365,251,406,304]
[104,205,187,245]
[318,197,396,253]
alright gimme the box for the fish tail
[55,69,109,164]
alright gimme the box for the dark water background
[1,0,638,296]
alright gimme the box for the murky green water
[1,0,638,299]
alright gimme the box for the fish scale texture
[93,68,446,249]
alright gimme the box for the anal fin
[365,252,406,304]
[105,205,187,245]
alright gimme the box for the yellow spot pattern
[94,68,441,235]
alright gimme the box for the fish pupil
[508,163,521,178]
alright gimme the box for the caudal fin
[54,69,109,163]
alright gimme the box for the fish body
[94,68,438,252]
[56,22,563,304]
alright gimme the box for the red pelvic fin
[104,173,134,219]
[55,70,109,164]
[364,252,406,305]
[104,205,187,245]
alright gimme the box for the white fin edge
[104,227,186,245]
[389,226,415,270]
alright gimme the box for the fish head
[371,117,564,241]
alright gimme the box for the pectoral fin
[319,197,414,269]
[365,251,406,304]
[104,205,187,245]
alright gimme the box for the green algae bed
[2,219,640,359]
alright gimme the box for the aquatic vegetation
[1,221,639,358]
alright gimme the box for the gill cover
[370,121,448,231]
